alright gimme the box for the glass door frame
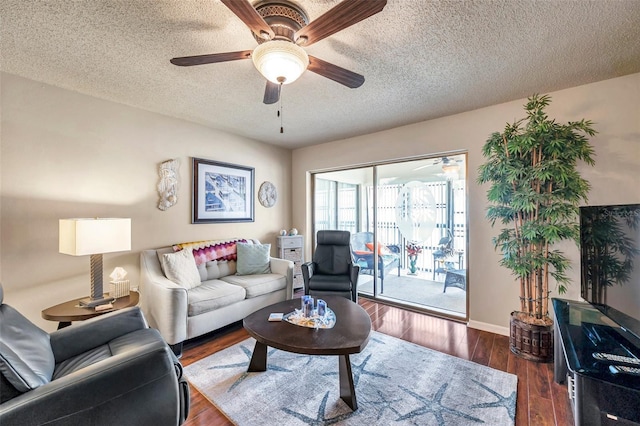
[310,153,469,321]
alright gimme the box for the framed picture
[192,157,255,223]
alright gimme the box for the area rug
[184,331,517,425]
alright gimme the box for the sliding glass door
[312,154,468,319]
[314,178,360,233]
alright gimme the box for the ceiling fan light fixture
[442,162,460,180]
[252,40,309,85]
[441,163,460,174]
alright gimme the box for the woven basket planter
[509,311,554,363]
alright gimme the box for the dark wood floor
[180,296,574,426]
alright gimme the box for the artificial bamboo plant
[478,94,596,325]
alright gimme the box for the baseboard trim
[468,320,509,337]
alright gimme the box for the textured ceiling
[2,0,639,149]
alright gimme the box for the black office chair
[302,230,360,302]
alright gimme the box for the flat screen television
[580,203,640,340]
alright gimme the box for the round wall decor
[258,181,277,208]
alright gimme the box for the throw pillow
[162,249,201,289]
[156,247,174,275]
[236,242,271,275]
[365,242,392,255]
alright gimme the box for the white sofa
[140,239,293,354]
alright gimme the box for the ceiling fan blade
[221,0,274,40]
[170,50,252,66]
[263,81,281,104]
[308,56,364,88]
[295,0,387,46]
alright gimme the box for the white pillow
[162,249,201,289]
[156,247,174,275]
[236,242,271,275]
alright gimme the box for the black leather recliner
[302,230,360,302]
[0,284,189,425]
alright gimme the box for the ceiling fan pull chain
[279,82,284,133]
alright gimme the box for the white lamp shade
[252,40,309,85]
[59,218,131,256]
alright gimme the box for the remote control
[268,313,283,321]
[95,303,114,312]
[592,352,640,366]
[609,365,640,376]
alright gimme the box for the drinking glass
[316,299,327,318]
[301,295,312,311]
[303,296,314,318]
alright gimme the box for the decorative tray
[283,308,336,329]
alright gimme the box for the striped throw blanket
[173,238,248,266]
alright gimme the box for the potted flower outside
[406,241,423,275]
[477,94,596,362]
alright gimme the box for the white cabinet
[277,236,304,289]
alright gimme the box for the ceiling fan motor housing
[250,1,311,84]
[253,1,309,43]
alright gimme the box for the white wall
[292,73,640,333]
[2,72,638,334]
[0,73,292,332]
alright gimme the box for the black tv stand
[553,298,640,425]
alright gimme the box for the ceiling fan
[170,0,387,104]
[438,157,462,175]
[413,156,463,172]
[432,157,463,166]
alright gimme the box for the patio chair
[350,231,401,292]
[432,230,455,279]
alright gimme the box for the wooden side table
[42,291,139,329]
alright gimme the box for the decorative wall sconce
[258,181,277,208]
[158,159,179,211]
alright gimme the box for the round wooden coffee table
[243,296,371,411]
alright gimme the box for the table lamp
[59,218,131,307]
